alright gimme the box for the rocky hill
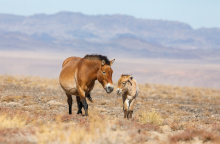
[0,12,220,60]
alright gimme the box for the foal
[116,74,139,119]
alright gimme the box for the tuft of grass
[0,114,27,129]
[138,109,163,126]
[1,95,25,102]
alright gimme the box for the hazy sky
[1,0,219,29]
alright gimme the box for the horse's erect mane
[121,74,132,76]
[84,54,110,65]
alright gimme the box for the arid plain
[0,51,220,143]
[1,50,220,88]
[0,75,219,143]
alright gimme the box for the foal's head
[116,74,133,95]
[97,59,115,93]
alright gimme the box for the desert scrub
[138,109,163,126]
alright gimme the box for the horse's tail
[86,93,93,102]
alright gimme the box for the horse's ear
[110,59,115,66]
[130,75,133,80]
[101,60,105,66]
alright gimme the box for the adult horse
[59,54,115,116]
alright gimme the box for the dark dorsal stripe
[84,54,110,65]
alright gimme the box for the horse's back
[131,79,139,97]
[62,56,81,68]
[59,56,82,95]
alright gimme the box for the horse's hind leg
[76,96,83,114]
[86,93,93,102]
[66,93,72,114]
[82,98,88,116]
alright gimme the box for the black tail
[86,93,93,102]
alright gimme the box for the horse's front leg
[124,99,129,119]
[128,99,136,119]
[124,109,128,119]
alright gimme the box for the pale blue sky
[0,0,219,29]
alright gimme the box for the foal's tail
[86,93,93,102]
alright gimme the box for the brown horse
[59,54,115,116]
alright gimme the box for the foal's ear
[110,59,115,66]
[130,75,133,80]
[101,60,105,66]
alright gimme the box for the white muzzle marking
[105,83,114,93]
[116,88,122,95]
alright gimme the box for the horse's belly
[59,73,78,95]
[61,85,79,96]
[68,86,78,95]
[60,81,78,95]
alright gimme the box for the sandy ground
[0,75,219,143]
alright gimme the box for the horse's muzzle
[116,88,122,95]
[105,83,114,93]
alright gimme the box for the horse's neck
[127,80,138,97]
[83,60,100,81]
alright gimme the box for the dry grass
[0,74,220,143]
[169,128,220,143]
[36,112,130,144]
[138,109,163,126]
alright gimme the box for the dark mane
[84,54,110,65]
[121,74,132,76]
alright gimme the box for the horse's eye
[123,82,126,85]
[102,71,106,74]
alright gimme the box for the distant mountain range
[0,12,220,60]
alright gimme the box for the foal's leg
[66,93,72,114]
[122,94,127,119]
[124,99,129,119]
[82,98,88,116]
[76,96,83,114]
[128,99,136,119]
